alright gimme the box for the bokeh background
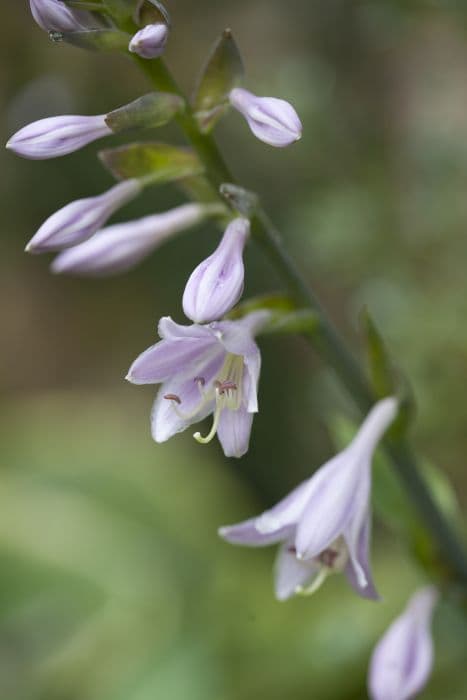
[2,1,467,698]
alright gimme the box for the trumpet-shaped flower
[219,397,398,600]
[183,217,249,323]
[129,23,169,59]
[229,88,302,148]
[6,114,111,160]
[29,0,93,32]
[126,311,270,458]
[26,179,142,253]
[51,203,215,277]
[368,586,438,700]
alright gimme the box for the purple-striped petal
[218,519,292,547]
[217,403,253,458]
[274,539,321,601]
[344,512,379,601]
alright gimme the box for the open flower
[126,311,270,458]
[6,114,111,160]
[368,586,438,700]
[26,179,142,253]
[229,88,302,147]
[129,23,169,59]
[29,0,94,32]
[51,203,216,277]
[219,397,398,600]
[183,217,249,324]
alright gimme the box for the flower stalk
[131,53,467,589]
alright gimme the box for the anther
[319,548,339,569]
[194,376,205,387]
[164,393,181,405]
[218,381,237,394]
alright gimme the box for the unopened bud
[29,0,94,32]
[183,217,249,323]
[26,179,142,253]
[229,88,302,148]
[129,23,169,59]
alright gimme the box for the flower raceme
[26,179,142,253]
[29,0,94,32]
[219,397,398,601]
[126,311,271,458]
[129,24,169,59]
[182,217,249,324]
[368,587,438,700]
[7,115,111,160]
[229,88,302,148]
[51,203,219,277]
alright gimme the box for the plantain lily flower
[126,311,270,458]
[368,586,438,700]
[229,87,302,148]
[219,397,398,600]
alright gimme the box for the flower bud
[51,203,212,276]
[26,179,141,253]
[229,88,302,148]
[29,0,93,32]
[368,587,438,700]
[6,115,111,160]
[183,217,249,323]
[129,23,169,60]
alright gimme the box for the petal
[217,404,254,458]
[158,316,214,342]
[274,539,321,601]
[218,518,292,547]
[294,449,363,560]
[350,397,398,460]
[254,477,316,535]
[127,337,219,385]
[151,351,225,442]
[368,587,438,700]
[344,510,379,601]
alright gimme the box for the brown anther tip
[164,393,181,405]
[194,376,206,387]
[218,381,237,394]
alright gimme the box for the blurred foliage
[2,0,467,698]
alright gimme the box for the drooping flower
[126,311,270,458]
[26,179,142,253]
[129,23,169,59]
[6,115,111,160]
[51,203,217,277]
[229,87,302,147]
[219,397,398,600]
[29,0,94,32]
[368,586,438,700]
[182,217,249,324]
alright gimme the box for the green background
[1,1,467,697]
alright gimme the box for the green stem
[134,56,467,587]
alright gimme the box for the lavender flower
[126,311,270,458]
[26,179,142,253]
[6,115,111,160]
[183,217,249,323]
[368,587,438,700]
[29,0,93,32]
[229,88,302,148]
[219,397,398,600]
[51,203,214,276]
[129,23,169,59]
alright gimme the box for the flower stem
[134,56,467,588]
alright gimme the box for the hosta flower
[368,586,438,700]
[229,88,302,148]
[6,115,111,160]
[26,179,142,253]
[219,397,398,600]
[126,311,270,458]
[183,217,249,324]
[51,203,215,276]
[129,23,169,59]
[29,0,94,32]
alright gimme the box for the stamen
[194,387,224,444]
[164,393,181,404]
[295,569,329,597]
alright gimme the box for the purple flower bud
[369,587,438,700]
[51,203,212,277]
[129,23,169,60]
[6,115,111,160]
[29,0,93,32]
[182,217,249,323]
[229,88,302,148]
[26,179,142,254]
